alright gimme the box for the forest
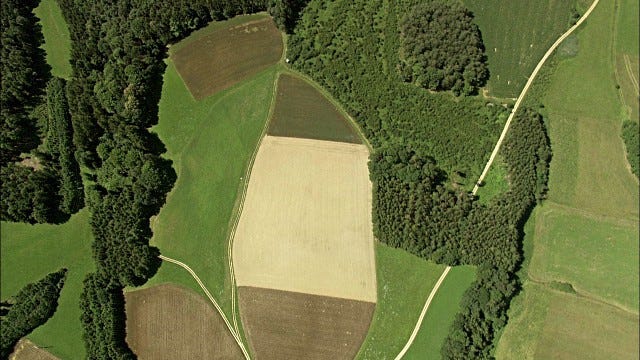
[622,120,638,177]
[2,0,549,357]
[0,269,67,358]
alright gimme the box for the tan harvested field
[233,136,376,302]
[124,284,242,360]
[172,17,282,100]
[10,340,58,360]
[238,286,375,360]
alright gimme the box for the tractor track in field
[394,0,601,358]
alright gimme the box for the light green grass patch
[145,61,277,319]
[475,155,509,204]
[543,0,638,219]
[529,203,639,312]
[403,266,476,360]
[615,0,639,56]
[462,0,574,98]
[34,0,72,79]
[355,243,445,359]
[0,210,93,358]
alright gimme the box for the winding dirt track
[394,1,601,358]
[159,255,251,360]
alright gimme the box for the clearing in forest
[125,284,243,360]
[268,74,362,143]
[232,136,376,301]
[171,16,283,100]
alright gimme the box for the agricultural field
[9,340,58,360]
[33,0,72,79]
[238,287,374,360]
[233,136,376,301]
[145,62,277,315]
[0,211,93,359]
[268,74,362,143]
[171,15,283,99]
[528,203,638,311]
[462,0,575,98]
[125,284,242,359]
[496,0,640,357]
[614,0,639,123]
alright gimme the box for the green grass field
[496,0,640,357]
[355,243,445,359]
[144,61,277,318]
[268,73,362,143]
[475,155,509,204]
[0,211,93,358]
[496,283,639,360]
[403,266,475,360]
[34,0,72,79]
[529,203,638,311]
[462,0,575,98]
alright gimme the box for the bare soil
[238,286,375,360]
[125,284,243,360]
[10,339,58,360]
[172,17,282,100]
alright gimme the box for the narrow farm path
[394,0,601,358]
[159,254,252,360]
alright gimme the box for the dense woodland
[0,269,67,358]
[0,0,83,224]
[399,1,489,95]
[2,0,550,357]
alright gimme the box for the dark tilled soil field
[268,74,362,144]
[125,284,243,360]
[238,286,375,360]
[172,17,282,100]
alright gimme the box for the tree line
[0,269,67,358]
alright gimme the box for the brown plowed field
[238,286,375,360]
[172,17,282,100]
[124,284,242,360]
[10,339,58,360]
[268,74,361,143]
[232,136,377,302]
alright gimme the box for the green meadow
[145,61,277,317]
[462,0,575,98]
[0,211,93,358]
[497,0,639,357]
[34,0,72,79]
[356,243,445,359]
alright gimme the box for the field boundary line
[159,255,251,360]
[227,67,282,338]
[395,0,601,358]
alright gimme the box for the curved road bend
[395,0,601,358]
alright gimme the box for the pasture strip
[158,255,251,360]
[227,68,282,337]
[397,1,601,356]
